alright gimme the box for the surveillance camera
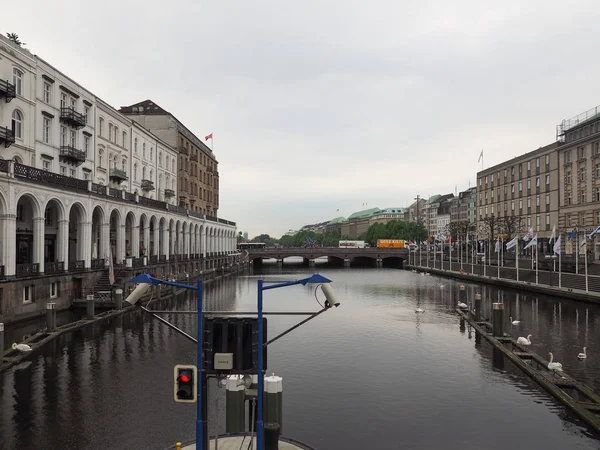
[320,284,340,308]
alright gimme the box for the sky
[5,1,600,238]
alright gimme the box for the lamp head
[300,273,332,285]
[320,283,340,308]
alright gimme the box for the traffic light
[174,364,197,403]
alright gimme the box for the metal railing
[0,79,16,100]
[109,167,128,180]
[141,179,155,191]
[91,258,105,269]
[69,260,85,272]
[164,189,175,197]
[60,106,86,128]
[16,263,39,278]
[14,163,88,191]
[0,126,15,147]
[44,261,64,274]
[59,145,86,164]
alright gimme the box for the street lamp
[128,272,339,450]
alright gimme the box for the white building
[0,34,238,323]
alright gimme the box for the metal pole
[460,239,463,272]
[516,236,520,282]
[535,242,539,285]
[585,237,589,293]
[492,302,504,337]
[196,279,206,450]
[0,323,4,369]
[559,234,562,289]
[576,230,579,274]
[257,280,264,450]
[497,240,500,279]
[450,238,452,272]
[474,293,482,321]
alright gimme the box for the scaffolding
[556,105,600,142]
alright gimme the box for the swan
[457,302,468,309]
[12,343,32,352]
[425,273,431,276]
[517,334,532,346]
[440,285,445,289]
[415,308,425,313]
[578,347,587,360]
[548,353,563,371]
[510,317,520,325]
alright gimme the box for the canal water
[2,260,600,449]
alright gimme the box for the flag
[523,227,534,241]
[445,235,451,244]
[478,149,483,162]
[107,246,115,285]
[581,235,588,249]
[549,224,556,244]
[506,236,518,250]
[205,133,213,141]
[495,238,500,252]
[568,230,577,241]
[553,235,561,255]
[524,234,538,250]
[590,224,600,240]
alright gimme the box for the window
[519,199,523,210]
[519,181,522,192]
[567,215,572,227]
[527,179,531,190]
[485,206,488,215]
[536,157,540,168]
[70,130,76,147]
[536,215,540,229]
[567,191,572,205]
[159,152,163,167]
[60,126,67,146]
[581,167,586,182]
[567,171,572,184]
[122,131,127,148]
[565,151,572,163]
[511,201,515,211]
[527,197,531,208]
[546,193,550,205]
[99,117,104,136]
[43,82,51,103]
[491,205,494,214]
[134,138,138,154]
[172,160,175,172]
[11,110,23,138]
[546,174,550,185]
[43,117,51,144]
[23,285,33,303]
[536,176,540,187]
[491,174,494,183]
[527,161,531,171]
[545,154,550,165]
[504,186,507,195]
[70,168,76,177]
[108,124,113,142]
[13,69,23,96]
[84,106,89,124]
[60,166,67,175]
[581,214,586,227]
[504,202,507,211]
[142,166,146,180]
[511,183,515,193]
[84,136,90,155]
[42,160,51,171]
[597,211,600,225]
[150,148,153,161]
[578,146,585,159]
[61,93,67,109]
[133,163,137,181]
[581,189,586,203]
[527,216,531,227]
[84,172,90,180]
[50,281,58,298]
[597,187,600,202]
[143,143,146,158]
[536,195,540,206]
[98,149,104,168]
[546,214,550,226]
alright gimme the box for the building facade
[476,142,559,250]
[119,100,219,216]
[0,35,238,323]
[556,106,600,258]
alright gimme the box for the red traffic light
[178,374,190,383]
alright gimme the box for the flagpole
[558,234,562,289]
[535,239,539,285]
[497,239,500,279]
[426,241,429,268]
[576,230,579,274]
[460,239,463,272]
[516,235,520,282]
[450,237,452,272]
[585,230,589,293]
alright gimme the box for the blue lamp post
[129,272,335,450]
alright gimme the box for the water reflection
[1,264,600,449]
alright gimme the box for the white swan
[548,352,563,371]
[517,334,532,346]
[578,347,587,360]
[12,342,32,352]
[425,273,431,276]
[415,308,425,313]
[457,302,468,309]
[420,272,425,276]
[440,285,445,289]
[510,317,520,325]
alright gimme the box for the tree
[236,231,244,244]
[6,33,25,46]
[250,234,279,247]
[501,215,525,238]
[446,220,475,243]
[478,214,502,240]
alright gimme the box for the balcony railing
[0,79,16,102]
[0,126,15,148]
[16,263,39,278]
[109,167,128,182]
[45,261,64,274]
[14,163,89,191]
[69,260,85,272]
[0,265,4,280]
[141,179,155,191]
[159,255,166,263]
[60,145,86,165]
[149,255,158,264]
[164,188,175,198]
[91,258,105,269]
[60,106,86,129]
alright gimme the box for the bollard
[0,322,4,367]
[264,422,281,450]
[46,302,56,332]
[492,302,504,337]
[86,294,95,320]
[157,284,162,300]
[175,443,181,450]
[114,288,123,310]
[459,316,465,332]
[264,373,283,433]
[225,375,246,434]
[474,293,482,321]
[459,285,466,306]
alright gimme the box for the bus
[237,242,266,250]
[339,240,367,248]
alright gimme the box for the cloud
[5,0,600,238]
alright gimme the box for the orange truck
[376,239,406,249]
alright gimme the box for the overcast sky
[6,1,600,238]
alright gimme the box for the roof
[477,142,558,177]
[375,207,407,215]
[426,194,441,205]
[328,216,348,224]
[348,208,381,220]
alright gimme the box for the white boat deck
[180,436,308,449]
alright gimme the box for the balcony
[59,145,86,166]
[0,126,15,148]
[141,179,155,191]
[0,79,16,102]
[164,188,175,198]
[60,106,86,129]
[109,167,128,182]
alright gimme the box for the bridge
[246,247,409,267]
